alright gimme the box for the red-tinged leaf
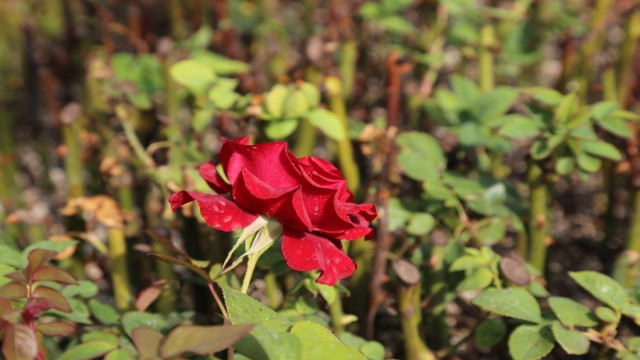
[0,298,18,322]
[135,280,166,312]
[0,282,27,300]
[5,269,29,284]
[148,253,211,281]
[33,286,72,313]
[159,324,254,357]
[32,266,77,285]
[131,327,163,360]
[2,323,38,360]
[36,321,77,337]
[27,249,58,276]
[22,302,54,323]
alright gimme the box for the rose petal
[221,139,301,187]
[199,161,231,194]
[232,169,312,230]
[168,191,258,232]
[281,230,356,285]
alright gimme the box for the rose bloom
[169,137,376,285]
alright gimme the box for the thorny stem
[325,76,360,193]
[107,227,133,311]
[528,160,550,273]
[208,282,230,319]
[62,118,84,198]
[478,24,495,93]
[339,41,358,101]
[329,294,345,335]
[367,53,412,339]
[398,276,435,360]
[264,272,281,309]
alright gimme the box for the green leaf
[475,318,506,349]
[451,75,480,106]
[306,108,346,141]
[597,116,633,138]
[299,82,320,108]
[477,87,519,123]
[499,115,540,138]
[0,245,25,268]
[222,284,302,360]
[457,122,483,147]
[208,78,240,110]
[89,299,120,326]
[121,311,168,337]
[555,157,575,175]
[264,119,299,139]
[192,51,250,75]
[474,218,506,245]
[265,84,289,119]
[582,141,622,161]
[396,132,446,181]
[159,324,254,357]
[450,255,487,272]
[223,285,291,331]
[62,280,99,298]
[104,349,134,360]
[508,325,554,360]
[387,198,411,232]
[530,136,562,160]
[551,321,589,355]
[569,271,628,310]
[555,93,578,123]
[590,101,619,121]
[289,321,366,360]
[58,341,116,360]
[283,90,310,119]
[595,306,617,322]
[456,267,494,291]
[406,213,435,236]
[548,297,597,327]
[577,152,601,173]
[360,341,385,360]
[472,288,542,323]
[525,87,563,105]
[170,60,215,92]
[81,331,119,347]
[377,16,417,35]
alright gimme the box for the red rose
[169,137,376,285]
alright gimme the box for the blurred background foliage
[1,0,640,359]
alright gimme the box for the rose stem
[396,260,435,360]
[478,23,507,179]
[168,0,185,40]
[325,76,360,193]
[575,0,612,101]
[264,272,281,309]
[241,252,261,294]
[293,67,322,157]
[367,52,411,339]
[108,226,134,311]
[527,159,550,274]
[612,8,640,287]
[339,40,357,102]
[146,189,177,314]
[329,294,345,335]
[599,52,621,260]
[61,108,84,199]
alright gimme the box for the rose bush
[169,137,376,285]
